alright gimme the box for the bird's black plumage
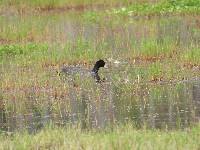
[60,59,105,82]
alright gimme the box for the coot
[60,59,105,83]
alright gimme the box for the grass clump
[181,47,200,65]
[0,124,200,150]
[0,44,48,57]
[110,0,200,16]
[0,0,131,9]
[135,39,175,58]
[148,62,163,81]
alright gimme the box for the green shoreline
[1,124,200,150]
[0,0,200,15]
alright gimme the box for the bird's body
[60,60,105,83]
[61,66,90,76]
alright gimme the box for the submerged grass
[0,124,200,150]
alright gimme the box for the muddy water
[1,12,200,132]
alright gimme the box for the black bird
[60,59,105,83]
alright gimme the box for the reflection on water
[1,77,200,133]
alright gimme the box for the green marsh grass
[134,39,175,58]
[1,0,200,15]
[181,47,200,65]
[0,40,198,95]
[109,0,200,16]
[0,43,48,57]
[0,0,129,8]
[0,124,200,150]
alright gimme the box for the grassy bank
[0,0,200,15]
[0,0,157,9]
[0,0,130,8]
[109,0,200,16]
[1,124,200,150]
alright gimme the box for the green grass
[181,47,200,65]
[81,0,200,21]
[134,39,175,58]
[1,0,200,16]
[0,124,200,150]
[109,0,200,16]
[0,43,48,57]
[0,0,134,10]
[0,14,71,42]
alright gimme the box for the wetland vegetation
[0,0,200,149]
[1,124,200,150]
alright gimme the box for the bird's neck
[92,66,99,73]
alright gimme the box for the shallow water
[1,75,200,132]
[1,10,200,132]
